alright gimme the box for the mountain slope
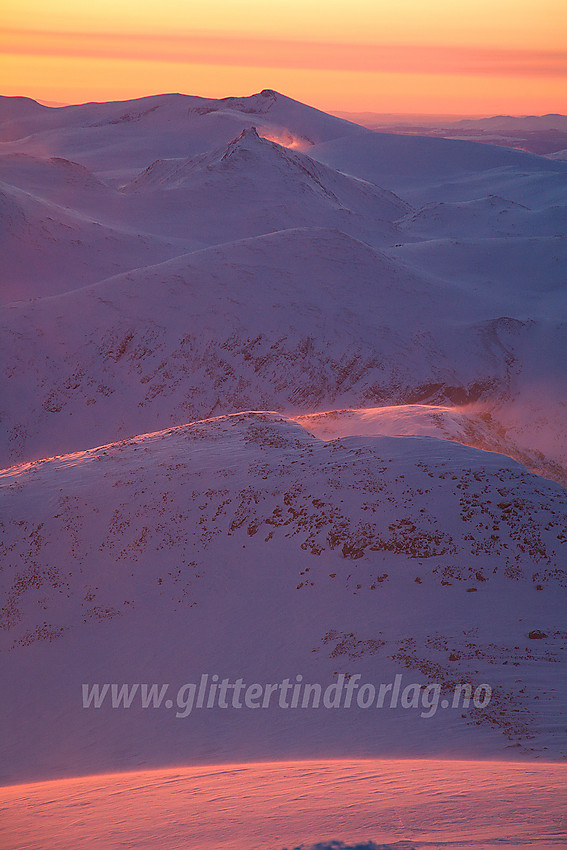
[0,128,411,302]
[3,761,567,850]
[1,412,565,781]
[0,178,185,303]
[310,130,567,200]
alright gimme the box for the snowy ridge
[0,225,552,465]
[397,195,567,240]
[124,126,410,222]
[295,404,567,485]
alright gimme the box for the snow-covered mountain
[123,127,407,220]
[120,127,408,244]
[0,226,504,460]
[0,90,360,180]
[0,90,566,787]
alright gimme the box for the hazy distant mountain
[334,111,567,155]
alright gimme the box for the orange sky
[1,0,566,113]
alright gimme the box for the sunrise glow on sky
[1,0,566,113]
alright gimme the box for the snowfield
[2,760,567,850]
[0,88,566,846]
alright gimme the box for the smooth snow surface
[2,760,566,850]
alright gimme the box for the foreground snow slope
[3,760,567,850]
[1,413,565,781]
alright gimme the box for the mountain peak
[235,126,262,142]
[221,126,271,159]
